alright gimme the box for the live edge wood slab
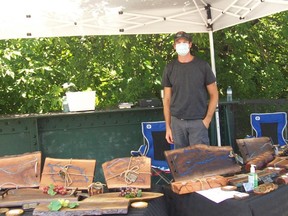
[33,201,129,216]
[165,144,242,182]
[33,192,163,215]
[0,188,78,208]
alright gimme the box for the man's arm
[163,87,174,144]
[203,82,219,128]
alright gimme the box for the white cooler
[66,91,96,111]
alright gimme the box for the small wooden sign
[102,156,151,189]
[0,151,41,189]
[40,158,96,190]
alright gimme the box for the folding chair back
[141,121,175,171]
[131,121,174,184]
[250,112,287,146]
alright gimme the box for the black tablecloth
[21,185,169,216]
[106,185,169,216]
[163,184,288,216]
[10,184,288,216]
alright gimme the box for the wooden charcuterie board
[33,191,163,215]
[33,201,129,216]
[40,158,96,190]
[0,188,78,208]
[102,156,151,189]
[83,191,164,203]
[0,151,41,189]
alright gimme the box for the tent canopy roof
[1,0,288,39]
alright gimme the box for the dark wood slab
[165,144,242,182]
[0,151,41,189]
[0,188,78,208]
[102,156,151,189]
[40,158,96,190]
[236,137,274,163]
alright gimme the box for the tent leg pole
[215,106,221,146]
[209,30,221,146]
[209,31,216,76]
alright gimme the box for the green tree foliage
[0,12,287,114]
[215,11,288,99]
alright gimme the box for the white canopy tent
[1,0,287,146]
[1,0,287,39]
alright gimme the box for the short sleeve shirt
[162,57,216,120]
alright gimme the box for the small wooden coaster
[253,183,278,195]
[221,185,237,191]
[0,208,9,214]
[131,201,148,208]
[5,209,24,216]
[233,192,249,200]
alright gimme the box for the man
[162,31,218,149]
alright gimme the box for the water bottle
[227,86,232,102]
[62,96,70,112]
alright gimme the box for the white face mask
[175,42,190,56]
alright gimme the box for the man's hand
[165,127,174,144]
[202,118,210,129]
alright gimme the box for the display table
[7,184,288,216]
[163,184,288,216]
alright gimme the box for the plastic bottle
[62,96,69,113]
[248,164,258,188]
[227,86,232,102]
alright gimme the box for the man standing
[162,31,218,149]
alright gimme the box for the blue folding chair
[250,112,287,146]
[131,121,175,184]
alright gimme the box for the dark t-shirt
[162,57,216,120]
